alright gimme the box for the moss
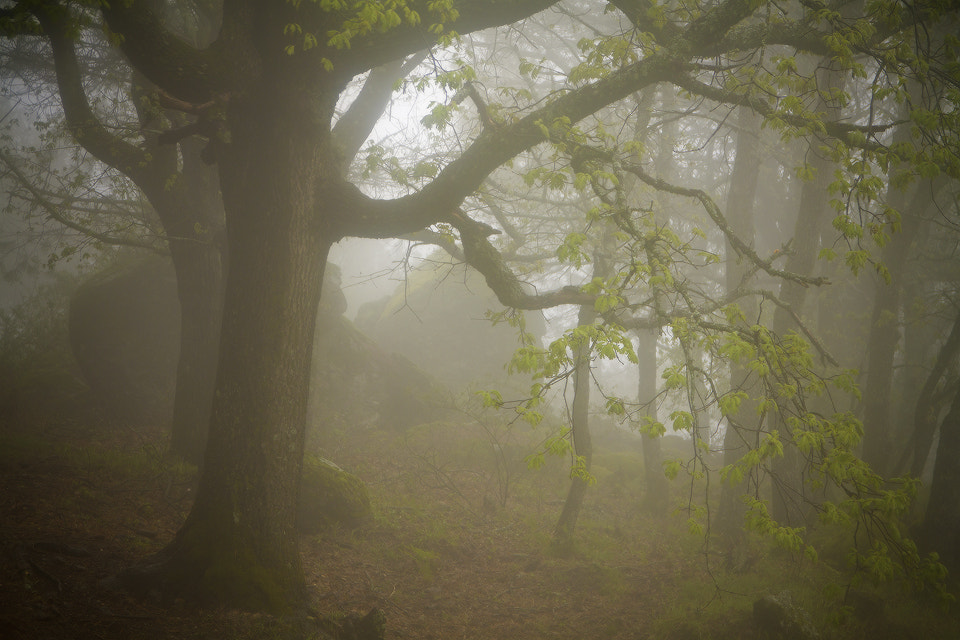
[156,508,300,614]
[298,454,371,533]
[199,541,290,613]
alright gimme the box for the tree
[718,105,762,538]
[2,4,227,464]
[921,371,960,573]
[1,5,418,464]
[4,0,958,613]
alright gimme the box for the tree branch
[331,0,560,76]
[333,51,429,173]
[456,222,595,311]
[671,73,895,149]
[30,4,161,188]
[326,52,681,239]
[617,158,830,289]
[0,150,161,252]
[99,0,233,102]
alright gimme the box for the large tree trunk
[120,78,335,610]
[920,381,960,573]
[162,55,410,464]
[164,139,226,464]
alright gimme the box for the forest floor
[1,413,957,640]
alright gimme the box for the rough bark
[920,382,960,573]
[119,80,337,609]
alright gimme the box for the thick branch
[680,0,768,57]
[457,227,594,310]
[99,0,231,102]
[331,0,783,238]
[31,4,161,190]
[328,53,681,238]
[333,51,429,172]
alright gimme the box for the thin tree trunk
[637,328,668,513]
[553,302,595,552]
[718,106,762,538]
[859,106,921,476]
[908,311,960,478]
[860,161,934,476]
[770,63,844,524]
[626,87,668,514]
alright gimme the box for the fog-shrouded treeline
[1,0,958,615]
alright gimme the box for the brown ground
[0,414,716,640]
[1,414,954,639]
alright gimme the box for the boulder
[298,454,371,532]
[68,254,179,424]
[68,254,445,433]
[307,313,452,433]
[355,258,545,395]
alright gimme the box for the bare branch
[0,150,161,252]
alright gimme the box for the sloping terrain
[1,414,956,639]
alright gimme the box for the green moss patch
[298,454,371,533]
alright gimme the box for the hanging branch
[617,159,831,289]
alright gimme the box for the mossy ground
[2,413,958,639]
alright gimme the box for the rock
[68,254,180,424]
[319,263,348,319]
[297,454,371,533]
[753,591,820,640]
[68,253,444,434]
[307,314,453,434]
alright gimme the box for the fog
[2,2,959,639]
